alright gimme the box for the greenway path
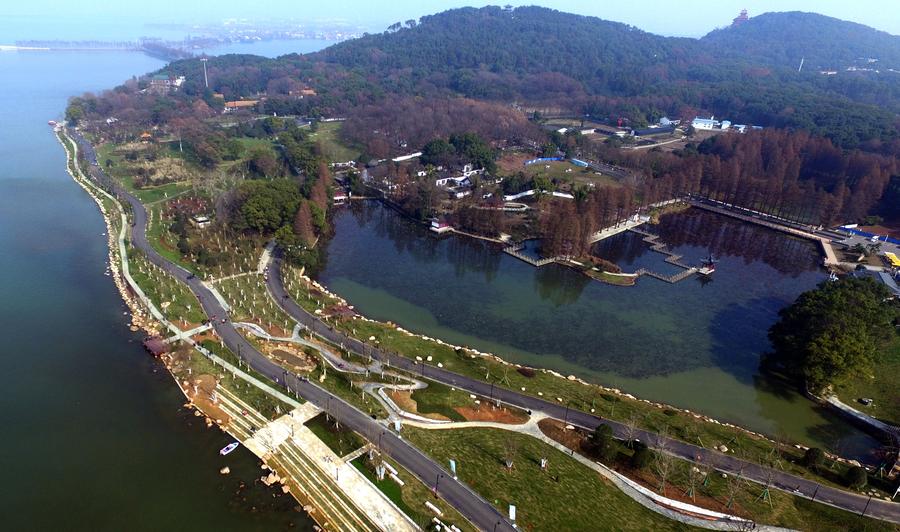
[265,255,900,524]
[68,127,900,527]
[68,129,516,532]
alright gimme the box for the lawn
[352,454,475,531]
[834,334,900,427]
[127,248,206,324]
[215,274,294,334]
[307,122,361,163]
[304,412,366,457]
[540,420,897,532]
[403,427,693,531]
[410,381,471,421]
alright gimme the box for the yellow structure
[884,252,900,267]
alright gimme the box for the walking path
[589,214,650,243]
[64,128,514,531]
[687,198,840,267]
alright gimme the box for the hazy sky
[4,0,899,38]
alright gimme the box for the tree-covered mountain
[312,6,900,147]
[702,11,900,70]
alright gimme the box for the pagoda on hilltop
[732,9,749,27]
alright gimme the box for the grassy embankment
[835,335,900,427]
[280,264,871,491]
[404,427,693,531]
[95,142,192,204]
[352,453,475,531]
[304,412,366,456]
[127,248,206,325]
[538,420,899,532]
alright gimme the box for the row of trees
[572,129,899,227]
[539,187,635,258]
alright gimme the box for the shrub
[600,393,619,403]
[631,444,652,470]
[516,366,536,378]
[663,409,678,417]
[845,466,867,489]
[803,447,825,470]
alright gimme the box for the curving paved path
[69,129,516,532]
[265,241,900,524]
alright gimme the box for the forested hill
[313,6,900,147]
[317,6,700,97]
[702,11,900,70]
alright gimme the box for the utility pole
[201,57,209,89]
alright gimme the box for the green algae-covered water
[0,50,313,530]
[318,202,881,460]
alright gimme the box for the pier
[686,198,840,267]
[503,243,559,266]
[627,227,698,283]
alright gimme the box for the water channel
[317,201,882,460]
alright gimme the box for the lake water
[318,202,881,459]
[0,49,313,529]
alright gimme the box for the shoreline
[55,129,327,529]
[315,200,881,464]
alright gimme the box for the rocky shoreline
[57,130,323,528]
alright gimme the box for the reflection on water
[319,201,880,458]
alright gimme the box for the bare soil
[455,405,529,424]
[387,390,450,420]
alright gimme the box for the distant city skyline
[4,1,899,39]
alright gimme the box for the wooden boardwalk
[687,199,840,267]
[503,244,558,266]
[628,228,698,284]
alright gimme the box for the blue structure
[569,158,590,167]
[524,157,563,166]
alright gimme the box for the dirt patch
[538,418,588,450]
[266,343,316,372]
[455,405,529,424]
[185,374,231,425]
[497,152,532,174]
[387,390,450,421]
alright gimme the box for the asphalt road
[69,130,516,532]
[266,243,900,524]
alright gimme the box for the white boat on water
[220,442,240,455]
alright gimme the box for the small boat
[697,254,718,276]
[48,120,57,126]
[219,442,240,455]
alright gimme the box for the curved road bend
[266,251,900,524]
[69,130,515,532]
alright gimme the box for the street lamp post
[434,473,443,495]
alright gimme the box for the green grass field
[308,122,361,163]
[835,334,900,427]
[404,427,693,531]
[352,454,475,531]
[128,249,206,324]
[305,412,366,456]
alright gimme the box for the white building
[691,117,718,130]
